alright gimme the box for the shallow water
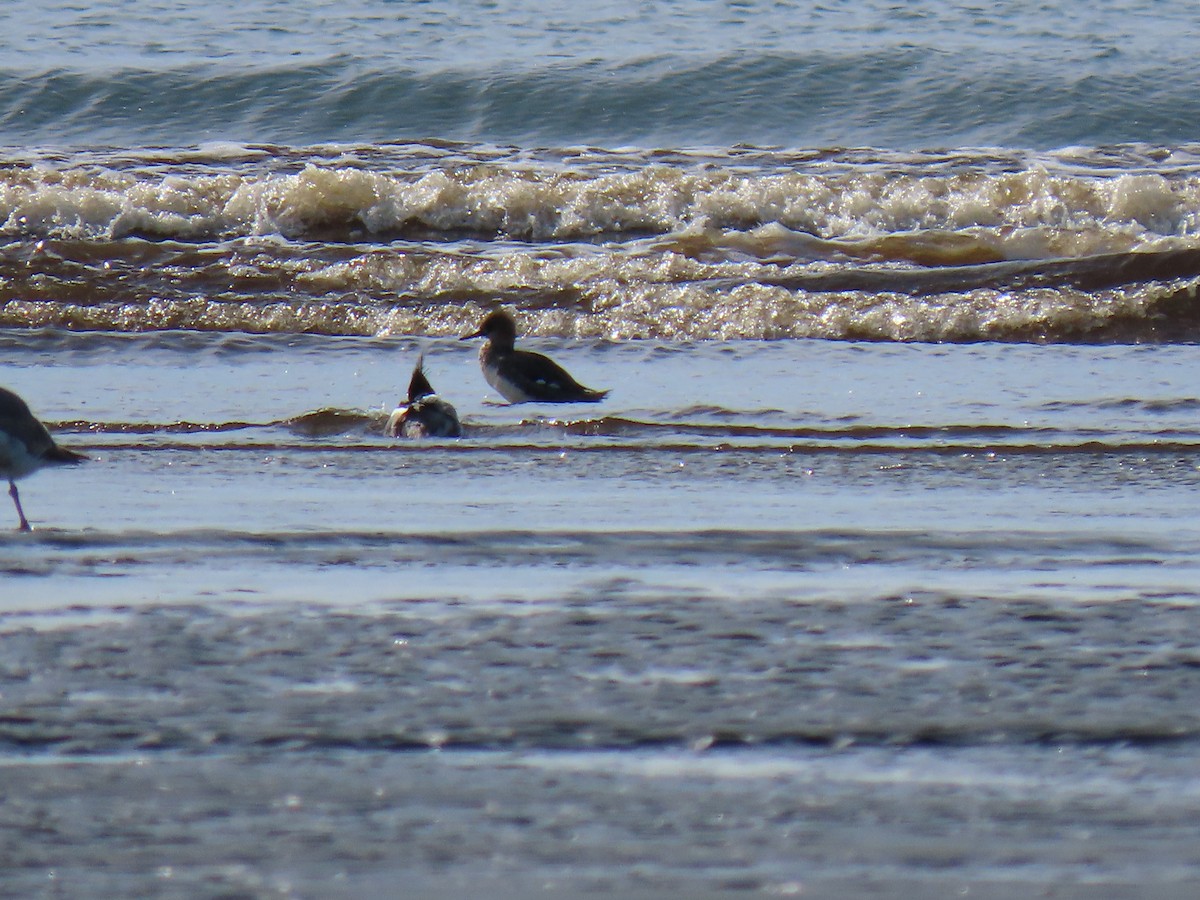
[5,588,1200,897]
[5,334,1200,894]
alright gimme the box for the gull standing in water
[386,356,462,438]
[460,310,608,403]
[0,386,87,531]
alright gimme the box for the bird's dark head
[461,310,518,345]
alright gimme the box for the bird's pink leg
[9,480,30,532]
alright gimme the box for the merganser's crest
[0,386,87,531]
[386,356,462,439]
[460,310,608,404]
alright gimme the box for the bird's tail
[45,444,87,464]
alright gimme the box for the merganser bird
[0,386,86,531]
[385,356,462,438]
[460,310,608,403]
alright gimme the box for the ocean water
[4,2,1200,897]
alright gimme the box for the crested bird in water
[386,356,462,438]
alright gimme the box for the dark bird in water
[0,386,87,531]
[386,356,462,438]
[460,310,608,404]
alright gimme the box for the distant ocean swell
[2,52,1200,149]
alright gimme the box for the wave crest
[3,150,1200,247]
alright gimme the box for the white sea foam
[3,154,1200,248]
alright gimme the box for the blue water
[0,0,1196,149]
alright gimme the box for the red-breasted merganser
[386,356,462,438]
[460,310,608,404]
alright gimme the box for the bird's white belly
[483,361,532,403]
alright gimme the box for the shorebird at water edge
[0,386,86,531]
